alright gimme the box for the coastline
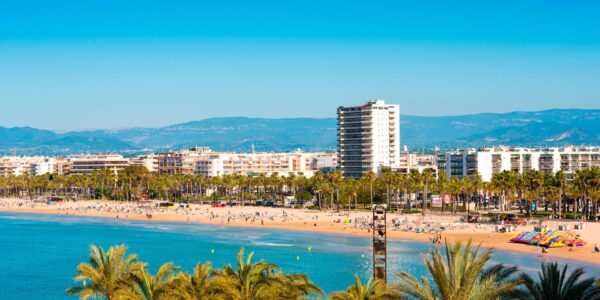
[1,200,600,266]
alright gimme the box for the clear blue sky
[1,0,599,130]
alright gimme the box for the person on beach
[594,244,600,253]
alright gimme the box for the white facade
[0,150,337,178]
[0,156,55,177]
[33,157,56,176]
[69,154,130,175]
[392,152,437,176]
[196,157,224,177]
[438,146,600,182]
[129,154,158,172]
[337,99,400,178]
[195,152,337,177]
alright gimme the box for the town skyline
[1,108,600,156]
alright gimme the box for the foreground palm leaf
[171,262,215,300]
[120,262,180,300]
[518,262,600,300]
[392,239,523,300]
[329,275,397,300]
[269,272,323,299]
[210,247,284,300]
[66,244,142,300]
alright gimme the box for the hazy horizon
[0,107,598,133]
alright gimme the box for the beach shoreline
[2,198,600,266]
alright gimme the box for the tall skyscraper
[337,100,400,178]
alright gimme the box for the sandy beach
[2,197,600,266]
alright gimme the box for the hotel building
[1,148,336,178]
[0,156,56,177]
[129,154,159,173]
[438,146,600,181]
[157,147,210,175]
[392,152,437,176]
[195,151,337,177]
[337,100,400,178]
[69,154,130,175]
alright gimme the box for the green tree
[327,170,343,211]
[329,275,397,300]
[268,272,323,300]
[66,245,143,300]
[210,247,320,300]
[421,169,435,216]
[121,262,180,300]
[171,262,214,300]
[518,262,600,300]
[392,239,523,300]
[363,171,377,208]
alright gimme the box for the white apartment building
[0,156,56,177]
[33,157,56,176]
[438,146,600,181]
[392,152,437,176]
[69,154,130,175]
[129,154,158,172]
[53,157,72,176]
[337,100,400,178]
[157,147,210,175]
[0,149,337,178]
[195,152,337,177]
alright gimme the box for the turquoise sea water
[0,212,599,299]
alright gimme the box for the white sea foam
[253,241,293,247]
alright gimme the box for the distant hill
[401,109,600,149]
[1,109,599,155]
[85,117,338,153]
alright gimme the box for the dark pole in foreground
[372,204,387,282]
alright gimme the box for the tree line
[67,240,600,299]
[1,166,599,218]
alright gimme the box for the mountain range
[1,109,599,156]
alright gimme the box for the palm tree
[341,177,359,212]
[363,171,377,208]
[434,172,449,213]
[66,245,143,300]
[269,272,323,300]
[448,177,461,213]
[171,262,214,300]
[408,169,422,211]
[393,172,408,213]
[420,169,435,215]
[329,275,397,300]
[121,262,181,300]
[328,170,343,211]
[517,262,600,300]
[210,247,294,300]
[392,239,523,300]
[524,170,544,217]
[381,169,395,207]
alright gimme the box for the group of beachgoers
[3,198,600,262]
[0,198,511,235]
